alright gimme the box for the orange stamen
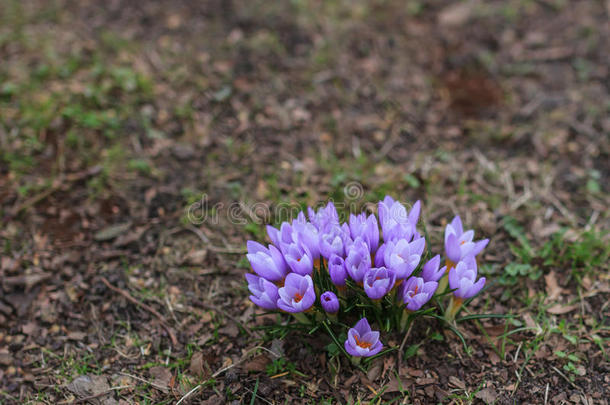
[294,293,303,303]
[354,335,372,349]
[445,259,456,272]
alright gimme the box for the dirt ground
[0,0,608,404]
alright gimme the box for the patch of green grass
[127,158,152,175]
[495,217,608,288]
[1,25,155,188]
[444,380,486,403]
[265,357,306,378]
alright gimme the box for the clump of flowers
[245,196,489,359]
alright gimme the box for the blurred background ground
[0,0,608,403]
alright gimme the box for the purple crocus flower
[266,224,282,247]
[308,202,339,231]
[344,237,372,283]
[444,215,489,266]
[292,221,321,260]
[421,255,446,282]
[319,224,348,259]
[275,221,297,247]
[373,243,386,267]
[281,243,314,276]
[320,291,339,313]
[328,254,348,286]
[400,276,438,311]
[277,273,316,313]
[378,197,421,242]
[448,255,486,299]
[245,273,279,310]
[344,318,383,357]
[363,267,396,300]
[348,213,380,253]
[246,241,288,282]
[382,236,425,280]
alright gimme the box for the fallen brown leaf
[547,304,579,314]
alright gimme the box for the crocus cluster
[244,196,489,358]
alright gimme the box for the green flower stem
[292,312,310,324]
[437,274,448,296]
[399,309,413,332]
[445,296,463,321]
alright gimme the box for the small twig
[242,386,274,405]
[550,366,583,392]
[100,277,178,346]
[176,384,201,405]
[544,382,549,405]
[513,342,522,363]
[60,385,132,404]
[397,321,415,365]
[176,346,272,404]
[165,296,180,325]
[118,372,169,392]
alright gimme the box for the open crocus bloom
[444,215,489,265]
[292,221,321,260]
[319,224,348,259]
[245,273,279,310]
[277,273,316,313]
[308,201,339,231]
[320,291,340,314]
[281,242,314,276]
[246,241,288,282]
[448,255,486,299]
[344,318,383,357]
[400,276,438,311]
[378,197,420,242]
[381,236,425,280]
[348,212,380,253]
[363,267,396,300]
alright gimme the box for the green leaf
[456,313,513,322]
[404,344,420,359]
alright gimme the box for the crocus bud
[344,237,372,283]
[421,255,445,282]
[245,273,279,310]
[328,254,347,286]
[246,241,288,282]
[320,291,339,314]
